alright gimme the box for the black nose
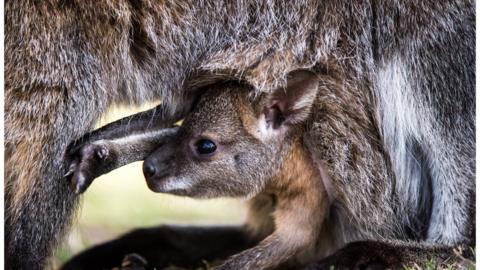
[143,161,156,178]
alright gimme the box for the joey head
[142,71,330,270]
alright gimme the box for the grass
[403,247,476,270]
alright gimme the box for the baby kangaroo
[65,71,330,270]
[143,71,329,270]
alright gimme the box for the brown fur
[266,141,328,266]
[136,77,331,269]
[6,1,474,269]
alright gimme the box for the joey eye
[195,139,217,155]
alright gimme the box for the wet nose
[143,140,178,181]
[143,161,157,178]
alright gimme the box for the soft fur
[5,1,474,269]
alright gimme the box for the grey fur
[5,0,474,269]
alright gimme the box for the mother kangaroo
[5,1,474,269]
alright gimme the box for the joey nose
[143,144,175,181]
[143,162,157,178]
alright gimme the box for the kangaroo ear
[263,70,319,130]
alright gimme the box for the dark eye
[195,139,217,155]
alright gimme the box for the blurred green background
[53,104,247,268]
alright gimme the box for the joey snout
[143,143,182,193]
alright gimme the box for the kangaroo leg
[61,226,256,270]
[6,87,193,269]
[5,85,107,269]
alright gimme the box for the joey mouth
[145,175,193,196]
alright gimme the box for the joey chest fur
[247,139,330,266]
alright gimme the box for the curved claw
[64,143,111,194]
[73,172,93,194]
[64,161,78,178]
[121,253,148,270]
[63,169,74,178]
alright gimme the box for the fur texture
[5,0,474,269]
